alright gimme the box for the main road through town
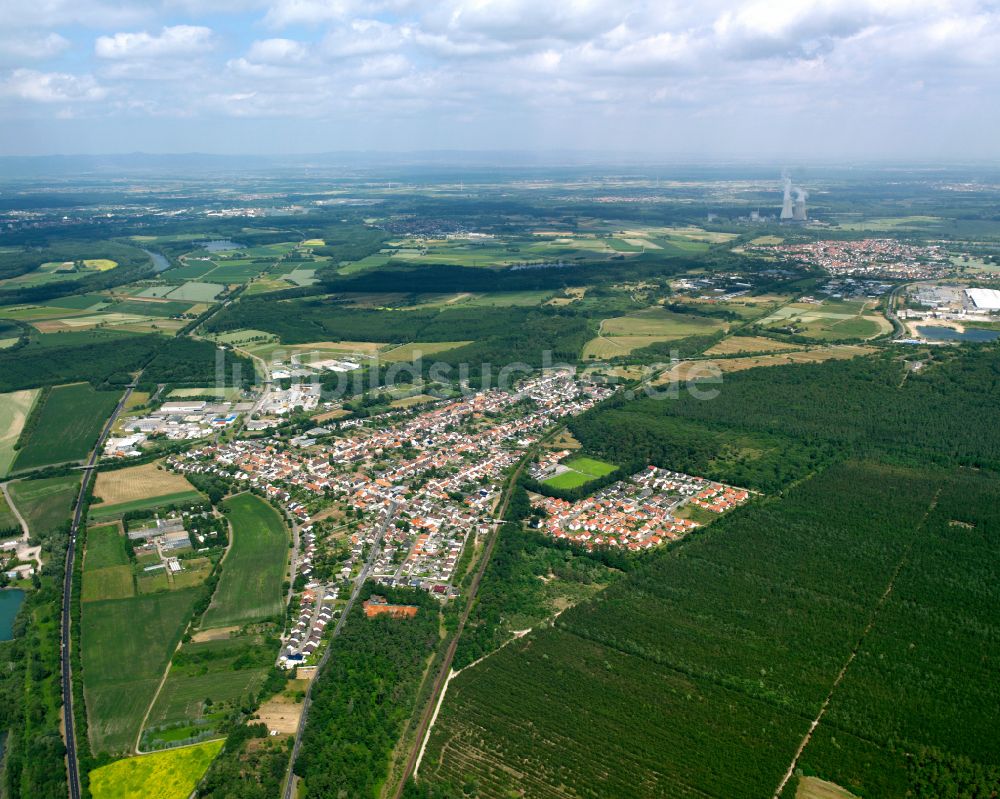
[62,376,140,799]
[281,500,399,799]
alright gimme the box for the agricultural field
[457,290,555,307]
[88,489,206,521]
[89,739,223,799]
[199,493,288,629]
[12,383,121,471]
[834,215,943,231]
[655,346,875,384]
[757,301,890,341]
[142,635,273,747]
[93,462,199,507]
[705,335,807,355]
[82,587,202,754]
[419,463,949,799]
[0,388,39,477]
[6,474,80,540]
[0,491,19,533]
[82,523,135,602]
[601,308,724,337]
[389,393,439,409]
[541,455,617,490]
[584,307,726,359]
[108,300,194,318]
[209,329,278,346]
[582,335,676,359]
[164,282,224,302]
[381,341,472,362]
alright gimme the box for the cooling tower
[780,177,794,220]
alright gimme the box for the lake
[202,239,243,253]
[0,589,25,641]
[918,325,1000,343]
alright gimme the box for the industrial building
[965,288,1000,311]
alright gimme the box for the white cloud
[323,19,411,58]
[2,0,999,156]
[2,0,148,29]
[2,68,107,102]
[95,25,214,59]
[264,0,358,26]
[0,32,71,61]
[247,37,309,63]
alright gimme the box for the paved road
[391,454,531,799]
[61,377,140,799]
[884,282,911,339]
[280,500,398,799]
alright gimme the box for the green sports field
[89,739,223,799]
[13,383,121,471]
[542,456,617,490]
[199,493,289,629]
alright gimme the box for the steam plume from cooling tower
[781,176,794,219]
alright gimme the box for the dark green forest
[571,345,1000,479]
[294,585,440,798]
[0,332,253,392]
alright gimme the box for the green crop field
[200,493,288,629]
[88,489,205,520]
[84,523,129,569]
[0,492,19,534]
[109,300,194,318]
[82,524,135,600]
[0,388,40,477]
[13,383,121,471]
[89,739,223,799]
[381,341,472,362]
[82,565,136,601]
[419,462,967,799]
[7,474,80,540]
[164,282,224,302]
[82,588,202,754]
[600,307,725,337]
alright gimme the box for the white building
[966,288,1000,311]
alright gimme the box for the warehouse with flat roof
[966,288,1000,310]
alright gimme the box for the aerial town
[749,238,953,279]
[165,371,644,663]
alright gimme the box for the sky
[1,0,998,159]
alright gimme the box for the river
[142,249,171,273]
